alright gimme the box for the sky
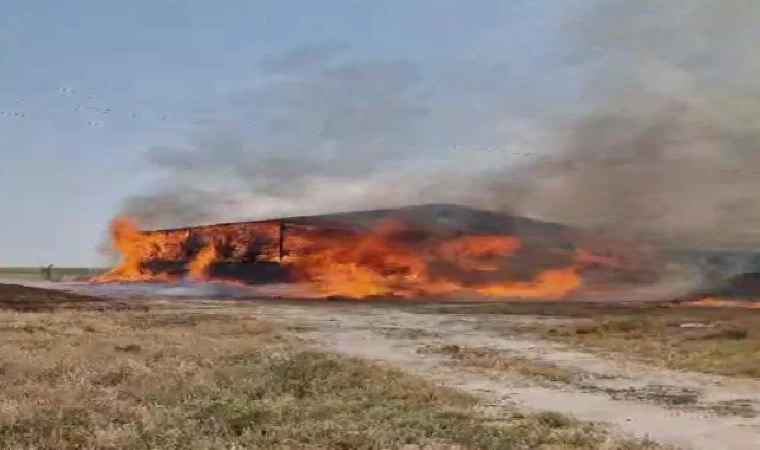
[0,0,581,266]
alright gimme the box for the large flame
[92,215,638,299]
[93,217,172,283]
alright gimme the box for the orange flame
[683,297,760,309]
[92,217,171,283]
[474,266,582,298]
[187,244,217,280]
[92,215,633,299]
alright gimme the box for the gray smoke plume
[120,0,760,253]
[483,0,760,248]
[119,42,524,230]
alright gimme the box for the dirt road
[234,300,760,450]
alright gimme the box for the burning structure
[86,2,760,306]
[93,204,664,299]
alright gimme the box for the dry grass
[428,301,760,379]
[0,308,668,450]
[491,307,760,379]
[418,344,585,385]
[416,301,679,318]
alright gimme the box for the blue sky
[0,0,581,266]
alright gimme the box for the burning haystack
[92,204,663,300]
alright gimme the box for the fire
[281,220,589,298]
[92,217,172,283]
[282,220,434,297]
[92,218,282,284]
[474,266,582,298]
[435,236,522,271]
[187,244,217,280]
[92,214,635,299]
[683,297,760,309]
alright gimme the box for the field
[6,282,760,449]
[430,302,760,378]
[0,267,106,282]
[0,283,669,450]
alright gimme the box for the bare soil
[0,282,131,311]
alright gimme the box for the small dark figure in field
[40,264,53,281]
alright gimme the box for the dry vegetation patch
[0,307,666,450]
[522,313,760,379]
[429,301,760,380]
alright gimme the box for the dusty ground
[0,282,130,311]
[5,279,760,449]
[241,301,760,450]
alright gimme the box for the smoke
[119,42,527,229]
[120,0,760,251]
[500,0,760,247]
[121,46,426,229]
